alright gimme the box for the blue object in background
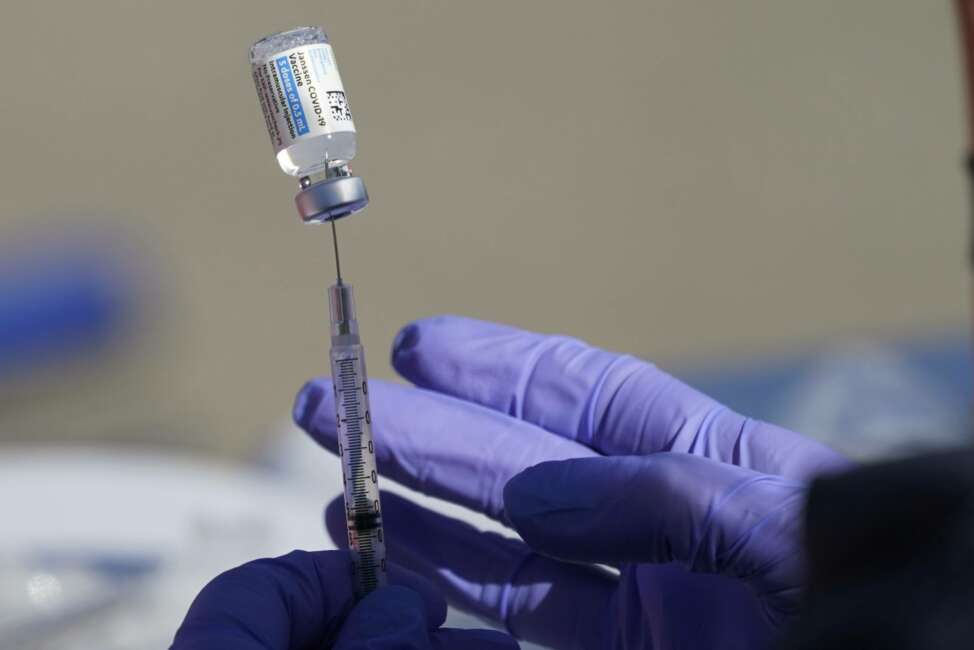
[680,334,973,460]
[0,230,140,379]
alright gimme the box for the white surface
[0,447,328,556]
[0,446,329,649]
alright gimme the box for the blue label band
[275,56,309,137]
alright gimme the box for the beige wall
[0,1,967,454]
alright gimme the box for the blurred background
[1,1,971,647]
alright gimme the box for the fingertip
[293,378,332,434]
[386,565,448,630]
[503,460,583,524]
[391,321,422,362]
[334,585,430,647]
[503,463,554,547]
[391,316,447,377]
[503,458,627,559]
[502,466,533,528]
[390,314,505,377]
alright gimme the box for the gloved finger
[333,585,520,650]
[326,492,616,650]
[333,585,435,649]
[504,454,806,623]
[295,378,596,521]
[388,564,448,629]
[391,315,847,481]
[334,586,520,649]
[335,591,518,650]
[430,629,521,649]
[171,550,446,650]
[622,564,776,649]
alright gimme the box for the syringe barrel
[327,280,387,597]
[328,283,360,341]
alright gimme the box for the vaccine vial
[250,26,357,178]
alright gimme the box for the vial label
[252,43,355,153]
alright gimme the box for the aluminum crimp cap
[295,176,369,223]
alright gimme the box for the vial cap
[295,176,369,223]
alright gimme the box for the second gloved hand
[295,316,850,650]
[171,549,518,649]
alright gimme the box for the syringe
[327,220,387,597]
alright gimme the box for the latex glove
[295,316,850,650]
[171,549,518,649]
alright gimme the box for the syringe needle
[330,218,343,284]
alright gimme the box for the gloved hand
[295,316,850,650]
[171,549,519,649]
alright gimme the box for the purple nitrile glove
[294,316,850,650]
[171,549,518,649]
